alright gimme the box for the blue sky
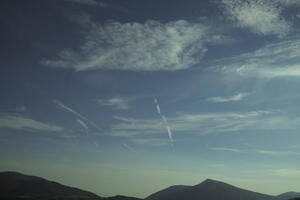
[1,0,300,198]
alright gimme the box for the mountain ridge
[277,192,300,200]
[146,178,298,200]
[0,171,100,199]
[1,171,299,200]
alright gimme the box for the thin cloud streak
[210,147,242,153]
[54,100,101,131]
[76,118,89,135]
[270,169,300,176]
[257,150,300,156]
[206,92,249,103]
[109,110,300,137]
[216,38,300,79]
[0,114,64,132]
[131,138,170,147]
[97,97,130,110]
[123,143,138,154]
[154,99,174,147]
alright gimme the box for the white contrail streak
[76,118,89,135]
[161,115,168,124]
[93,141,100,148]
[123,143,138,154]
[54,100,101,131]
[154,98,174,147]
[155,101,161,114]
[166,125,174,146]
[54,100,84,118]
[54,100,101,148]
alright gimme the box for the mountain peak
[277,191,300,200]
[202,179,223,184]
[106,195,142,200]
[147,178,275,200]
[197,178,229,187]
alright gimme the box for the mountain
[146,179,276,200]
[0,171,100,199]
[289,198,300,200]
[105,195,142,200]
[1,171,298,200]
[277,192,300,200]
[0,171,141,200]
[145,185,189,200]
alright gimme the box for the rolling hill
[0,171,140,200]
[276,192,300,200]
[146,179,276,200]
[0,171,298,200]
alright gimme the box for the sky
[1,0,300,198]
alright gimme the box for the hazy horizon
[1,0,300,198]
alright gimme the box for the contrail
[54,100,101,131]
[154,99,161,115]
[154,98,174,147]
[161,115,168,124]
[77,118,99,148]
[166,125,174,145]
[123,143,138,154]
[93,141,100,148]
[76,118,89,135]
[54,100,101,148]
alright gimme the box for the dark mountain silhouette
[0,171,100,199]
[277,192,300,200]
[104,195,142,200]
[0,171,141,200]
[146,179,276,200]
[145,185,189,200]
[289,198,300,200]
[1,171,298,200]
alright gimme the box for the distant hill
[276,192,300,200]
[146,179,276,200]
[0,171,298,200]
[289,198,300,200]
[0,171,141,200]
[104,195,142,200]
[145,185,189,200]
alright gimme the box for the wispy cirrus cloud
[97,97,130,110]
[110,116,162,137]
[154,99,174,147]
[109,110,300,137]
[0,114,64,132]
[168,110,277,134]
[54,100,101,131]
[276,0,300,6]
[42,19,220,71]
[206,92,249,103]
[76,118,89,135]
[257,150,300,156]
[131,138,170,147]
[123,143,137,153]
[217,38,300,79]
[210,147,242,153]
[269,169,300,176]
[110,109,300,139]
[221,0,290,37]
[0,106,27,113]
